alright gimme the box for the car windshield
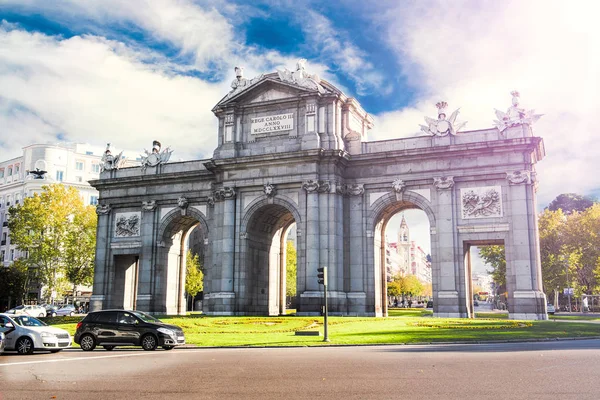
[13,315,47,327]
[60,306,74,310]
[132,311,162,323]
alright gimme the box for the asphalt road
[2,340,600,400]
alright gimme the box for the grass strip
[44,313,600,348]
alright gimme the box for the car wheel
[16,337,34,355]
[162,346,175,351]
[69,312,74,316]
[79,334,96,351]
[103,346,115,351]
[141,334,158,351]
[51,312,57,317]
[38,313,45,317]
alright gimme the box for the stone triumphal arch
[90,63,547,319]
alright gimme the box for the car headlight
[41,332,55,338]
[157,327,175,336]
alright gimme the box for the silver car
[0,331,5,355]
[5,305,47,318]
[0,313,71,355]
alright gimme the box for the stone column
[298,180,321,315]
[204,187,236,315]
[432,177,462,318]
[90,204,111,312]
[344,184,366,315]
[506,171,547,320]
[137,200,157,312]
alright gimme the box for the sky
[1,0,599,259]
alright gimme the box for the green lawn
[549,314,600,321]
[44,312,600,347]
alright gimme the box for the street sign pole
[323,267,329,342]
[317,266,329,342]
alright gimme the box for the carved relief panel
[461,186,503,219]
[114,212,141,237]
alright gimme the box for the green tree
[403,275,424,297]
[563,204,600,295]
[185,250,204,311]
[479,245,506,287]
[538,208,568,298]
[0,259,32,307]
[547,193,595,215]
[8,185,96,301]
[285,240,297,297]
[387,275,403,298]
[64,200,98,296]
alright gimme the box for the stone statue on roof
[493,91,543,132]
[277,58,325,93]
[420,101,467,136]
[100,143,125,172]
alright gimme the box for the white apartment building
[0,142,138,300]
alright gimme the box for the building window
[76,176,83,182]
[0,250,4,260]
[86,151,93,155]
[56,170,64,181]
[90,196,99,205]
[0,169,3,178]
[76,161,84,171]
[7,167,12,176]
[91,164,100,173]
[15,165,20,175]
[10,249,14,260]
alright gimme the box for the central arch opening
[242,203,297,316]
[374,199,433,317]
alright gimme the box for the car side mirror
[4,322,14,328]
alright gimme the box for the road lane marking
[0,352,155,367]
[0,349,209,368]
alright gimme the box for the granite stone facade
[89,70,548,320]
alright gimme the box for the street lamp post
[565,261,572,313]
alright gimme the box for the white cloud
[0,25,222,160]
[372,0,600,207]
[295,10,387,95]
[0,0,236,71]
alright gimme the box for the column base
[204,291,236,315]
[89,294,105,312]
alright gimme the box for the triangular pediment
[214,76,321,109]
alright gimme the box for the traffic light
[317,266,327,285]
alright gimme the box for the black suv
[74,310,185,351]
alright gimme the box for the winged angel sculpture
[493,91,543,132]
[140,140,173,171]
[420,102,467,136]
[100,143,125,172]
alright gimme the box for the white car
[547,303,556,315]
[5,305,47,318]
[0,313,71,355]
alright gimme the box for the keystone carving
[263,183,277,197]
[392,179,406,193]
[177,197,189,209]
